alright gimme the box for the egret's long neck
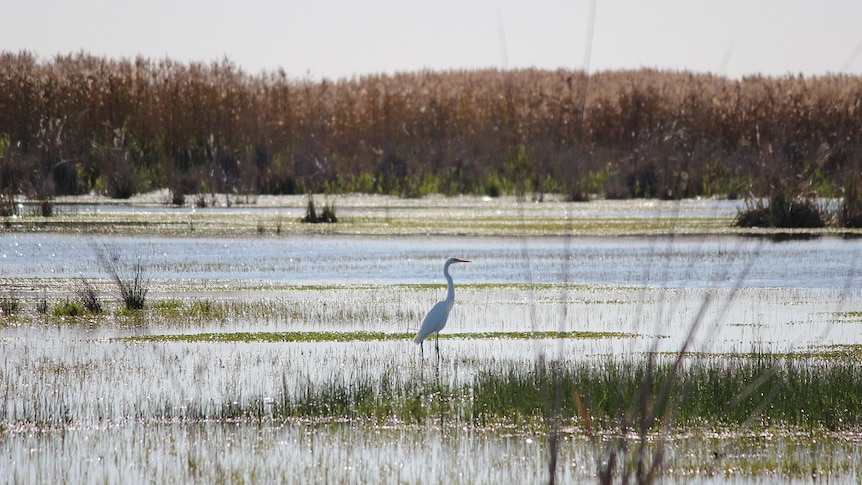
[443,262,456,303]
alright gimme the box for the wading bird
[414,257,471,358]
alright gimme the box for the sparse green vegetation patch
[119,329,633,343]
[835,310,862,322]
[0,205,744,237]
[51,300,86,317]
[807,343,862,359]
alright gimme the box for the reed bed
[2,51,861,203]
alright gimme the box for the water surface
[2,233,858,289]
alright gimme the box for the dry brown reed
[1,51,861,201]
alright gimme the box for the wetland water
[1,227,861,483]
[2,232,858,288]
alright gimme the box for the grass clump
[302,194,337,223]
[74,278,102,313]
[467,355,862,432]
[155,299,184,316]
[0,294,21,317]
[96,246,151,311]
[114,260,149,310]
[51,300,86,317]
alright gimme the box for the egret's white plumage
[414,257,470,355]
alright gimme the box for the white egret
[414,257,471,357]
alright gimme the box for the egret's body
[414,257,470,356]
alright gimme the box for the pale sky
[2,0,861,80]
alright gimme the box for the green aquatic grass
[165,354,862,434]
[51,300,86,317]
[479,355,862,431]
[119,329,633,343]
[691,344,862,360]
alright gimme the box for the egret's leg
[435,333,440,362]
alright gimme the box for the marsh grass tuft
[115,261,149,310]
[302,194,338,223]
[154,299,184,316]
[95,246,151,311]
[74,278,102,313]
[0,293,22,317]
[51,300,85,317]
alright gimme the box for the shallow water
[9,419,856,484]
[2,232,859,289]
[2,208,862,483]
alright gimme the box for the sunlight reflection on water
[1,233,858,289]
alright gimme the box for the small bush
[318,203,338,223]
[734,191,828,228]
[194,193,209,208]
[36,295,49,315]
